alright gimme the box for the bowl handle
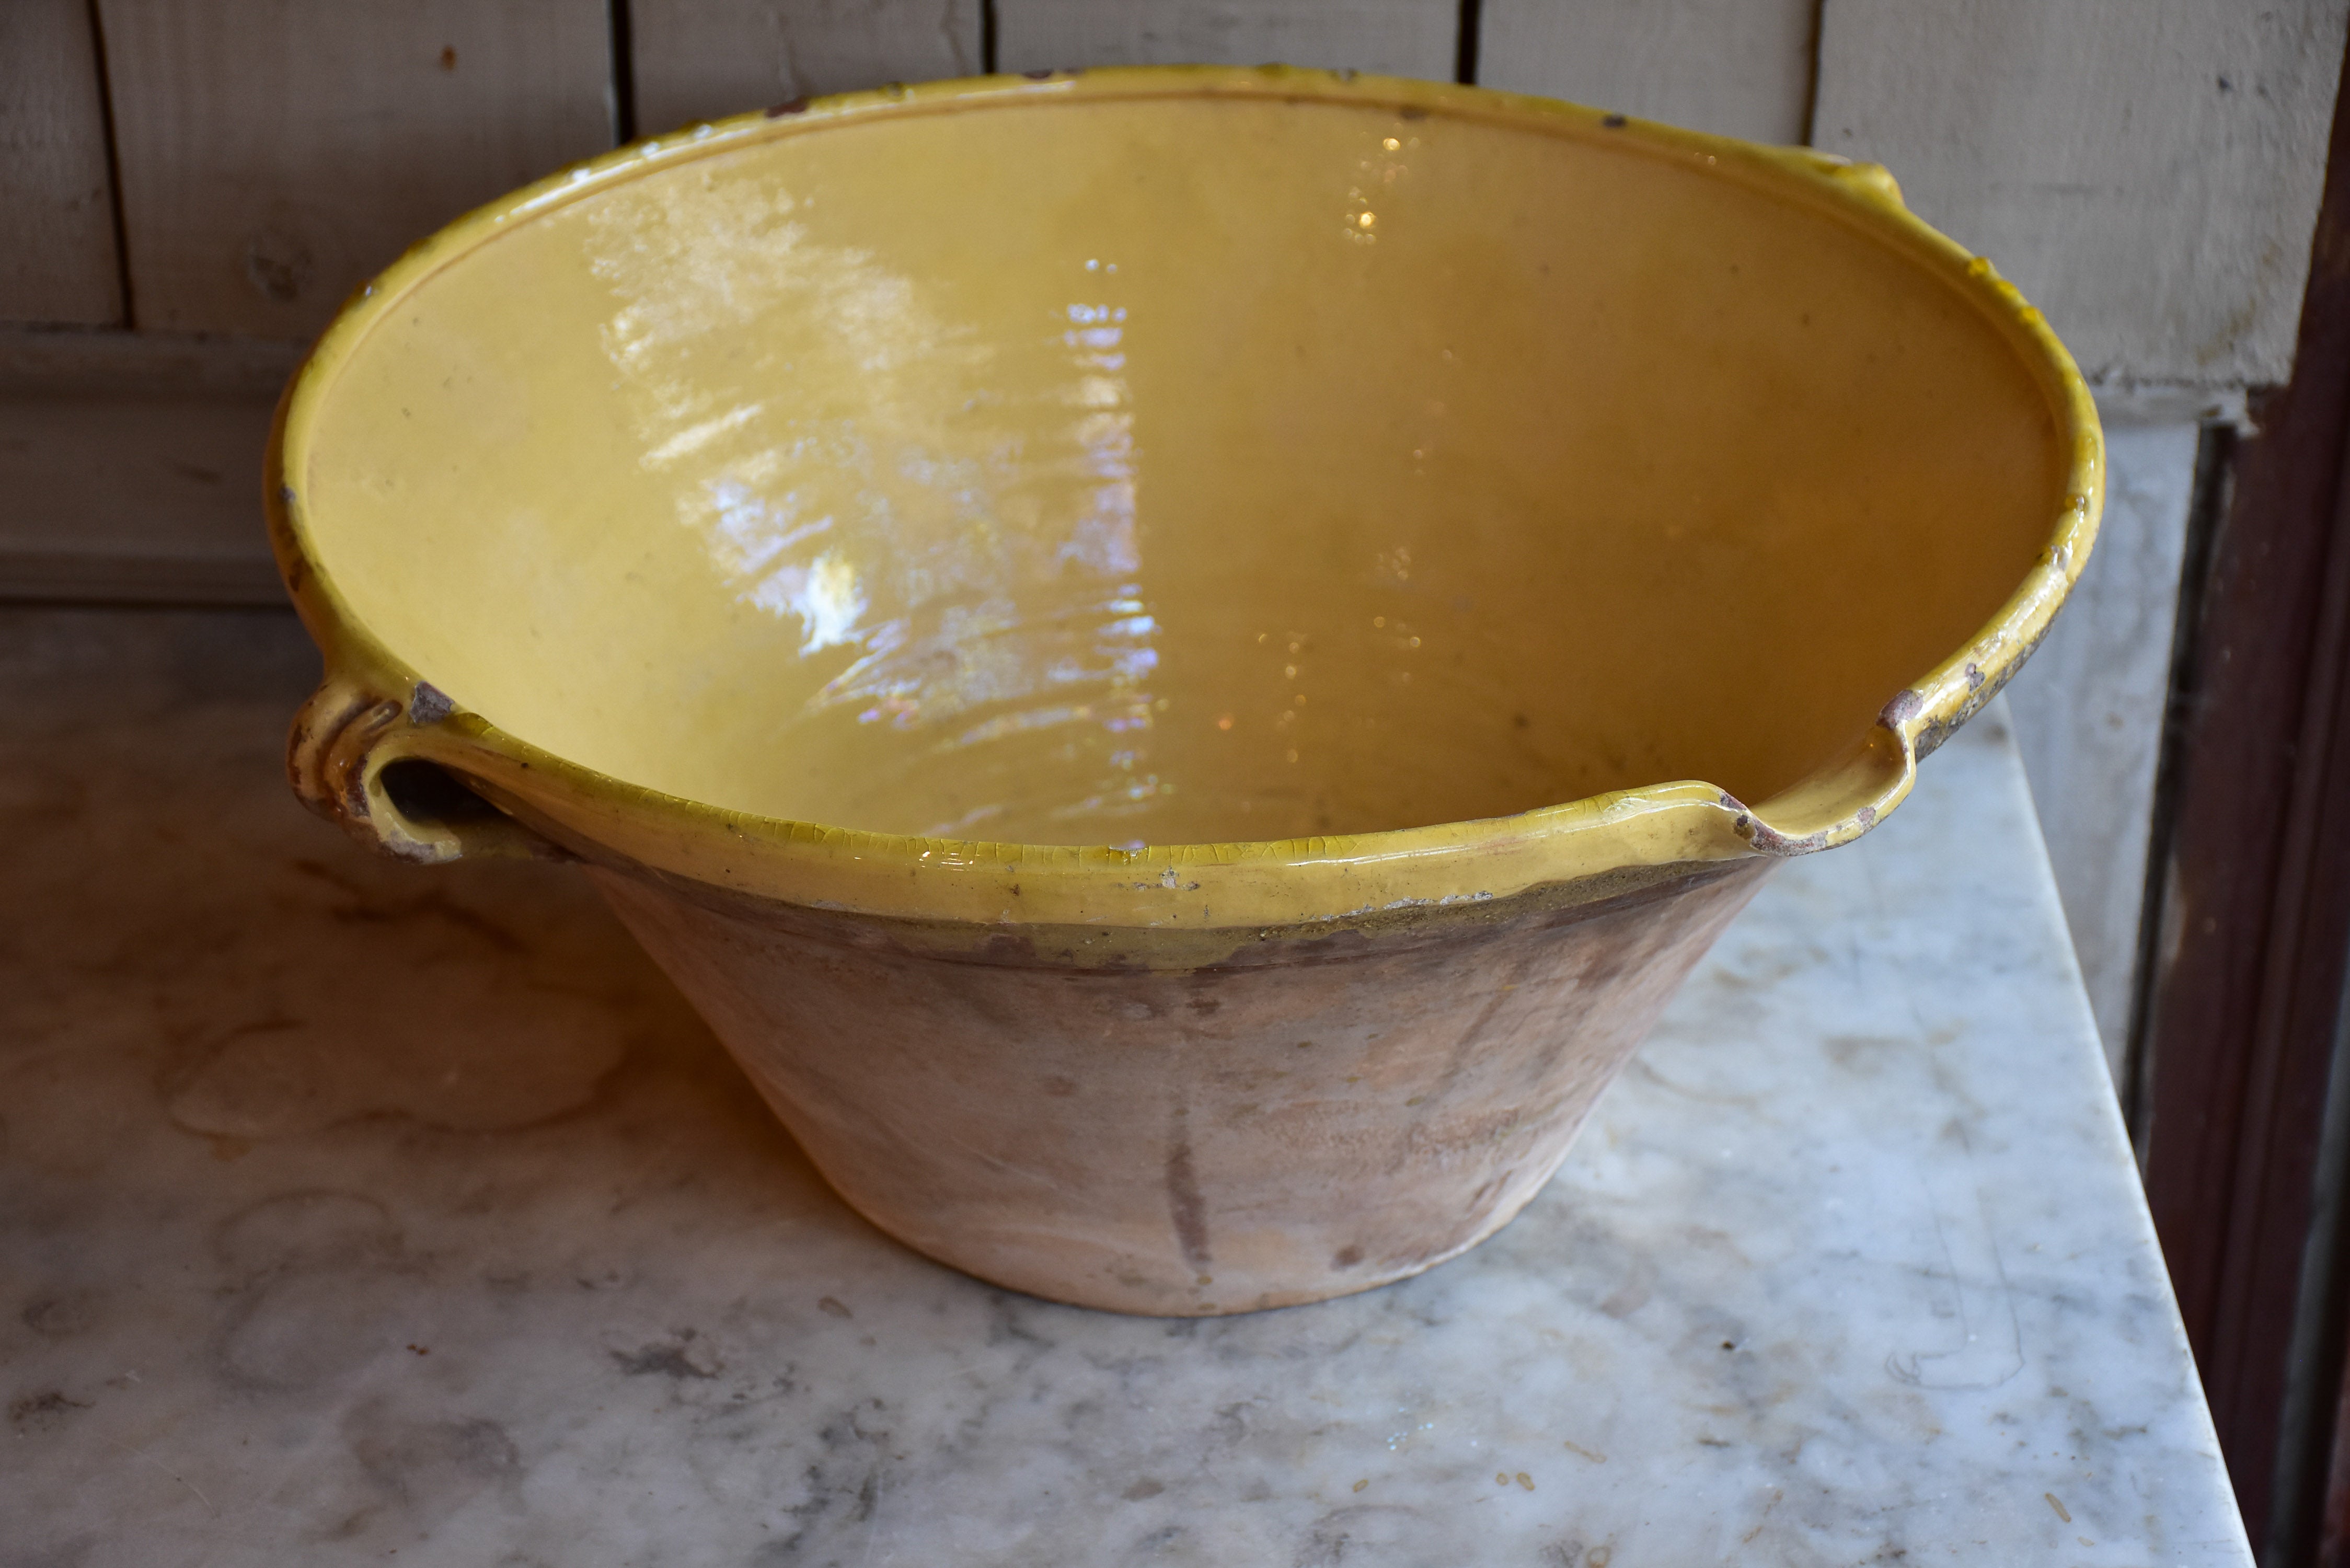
[288,674,566,864]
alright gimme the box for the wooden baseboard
[0,325,305,397]
[0,355,285,606]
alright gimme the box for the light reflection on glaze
[585,186,1164,837]
[561,126,1589,846]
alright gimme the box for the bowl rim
[270,63,2103,933]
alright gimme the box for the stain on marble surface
[0,609,2248,1565]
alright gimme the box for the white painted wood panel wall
[1814,0,2347,392]
[1478,0,1816,144]
[93,0,617,341]
[630,0,982,136]
[995,0,1456,78]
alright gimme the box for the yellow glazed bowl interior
[275,67,2098,927]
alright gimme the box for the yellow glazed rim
[271,65,2104,935]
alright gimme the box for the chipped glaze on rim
[271,64,2104,936]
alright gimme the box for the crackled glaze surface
[2,610,2244,1565]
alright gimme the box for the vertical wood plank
[630,0,981,135]
[95,0,615,341]
[995,0,1457,82]
[1813,0,2349,388]
[1475,0,1817,144]
[0,0,124,325]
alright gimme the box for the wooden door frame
[2136,31,2350,1564]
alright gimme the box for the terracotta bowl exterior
[270,67,2101,1315]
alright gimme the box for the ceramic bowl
[272,67,2101,1315]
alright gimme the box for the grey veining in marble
[1,609,2247,1566]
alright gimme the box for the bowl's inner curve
[299,90,2065,848]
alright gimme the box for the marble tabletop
[2,607,2248,1567]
